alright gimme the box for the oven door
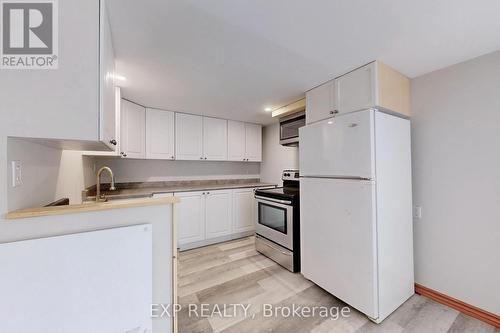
[255,196,293,250]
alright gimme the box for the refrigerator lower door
[300,177,378,319]
[299,109,375,179]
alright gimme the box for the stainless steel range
[254,170,300,272]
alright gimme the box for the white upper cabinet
[336,62,376,115]
[1,0,117,149]
[306,80,337,124]
[228,121,246,161]
[146,108,175,160]
[118,107,261,162]
[120,100,145,159]
[306,61,411,123]
[232,188,255,233]
[203,117,228,161]
[228,121,262,162]
[99,0,117,150]
[175,113,203,160]
[245,123,262,162]
[205,190,233,239]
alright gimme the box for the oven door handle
[254,195,292,205]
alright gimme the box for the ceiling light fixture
[264,107,273,112]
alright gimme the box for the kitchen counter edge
[4,197,180,220]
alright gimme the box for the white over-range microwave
[279,111,305,146]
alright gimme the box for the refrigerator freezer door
[299,109,375,179]
[300,177,378,318]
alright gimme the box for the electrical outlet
[11,160,22,187]
[413,205,422,219]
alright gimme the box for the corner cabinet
[146,108,175,160]
[228,121,262,162]
[306,61,410,124]
[232,188,255,233]
[120,100,146,159]
[176,191,206,246]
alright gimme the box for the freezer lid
[299,109,375,179]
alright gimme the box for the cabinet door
[203,117,228,161]
[306,80,336,124]
[245,123,262,162]
[227,120,246,161]
[175,191,205,245]
[336,63,376,114]
[232,189,255,233]
[146,108,175,160]
[99,1,117,150]
[120,99,145,159]
[175,113,203,160]
[205,190,232,239]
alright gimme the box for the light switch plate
[413,205,422,219]
[11,160,22,187]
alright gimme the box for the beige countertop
[5,197,179,220]
[83,179,277,201]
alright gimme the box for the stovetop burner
[255,169,299,202]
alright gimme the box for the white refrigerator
[299,109,414,323]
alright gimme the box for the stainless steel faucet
[96,166,116,202]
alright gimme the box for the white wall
[93,158,260,183]
[6,138,62,211]
[411,50,500,315]
[260,123,299,186]
[55,151,96,204]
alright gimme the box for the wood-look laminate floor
[178,236,498,333]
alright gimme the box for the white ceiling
[106,0,500,124]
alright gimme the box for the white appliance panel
[299,110,375,179]
[300,177,378,318]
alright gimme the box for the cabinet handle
[202,192,205,195]
[171,156,175,159]
[121,152,127,157]
[200,157,203,159]
[204,157,207,160]
[330,110,339,115]
[109,139,117,146]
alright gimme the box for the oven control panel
[282,169,299,181]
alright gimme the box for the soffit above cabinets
[106,0,500,125]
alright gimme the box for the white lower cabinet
[205,190,233,239]
[232,188,255,233]
[175,187,258,249]
[175,191,205,246]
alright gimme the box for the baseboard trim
[415,283,500,328]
